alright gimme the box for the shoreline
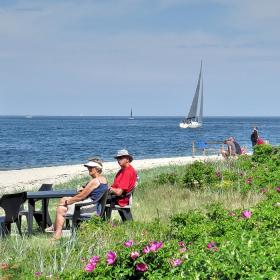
[0,155,222,196]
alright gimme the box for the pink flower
[149,241,163,252]
[207,242,216,249]
[136,262,148,272]
[215,171,222,178]
[35,272,42,277]
[89,256,100,264]
[84,263,96,272]
[178,241,185,247]
[170,259,182,267]
[242,210,252,219]
[245,178,252,185]
[124,240,134,247]
[179,247,187,253]
[142,246,150,254]
[130,251,140,260]
[276,187,280,192]
[106,251,117,265]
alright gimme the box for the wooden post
[192,141,195,157]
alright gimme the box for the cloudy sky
[0,0,279,116]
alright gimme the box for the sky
[0,0,279,117]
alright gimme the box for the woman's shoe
[45,224,55,232]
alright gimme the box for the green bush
[252,144,280,165]
[183,161,219,189]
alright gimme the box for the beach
[0,155,222,196]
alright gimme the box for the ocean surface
[0,116,279,170]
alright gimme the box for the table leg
[28,199,35,235]
[42,199,47,230]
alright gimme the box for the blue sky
[0,0,279,116]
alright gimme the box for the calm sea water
[0,116,279,170]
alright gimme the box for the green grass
[0,160,268,279]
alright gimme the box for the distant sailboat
[129,108,134,120]
[179,61,203,129]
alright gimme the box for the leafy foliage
[182,161,219,189]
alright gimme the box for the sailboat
[129,108,134,120]
[179,61,203,129]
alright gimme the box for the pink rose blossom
[170,259,183,267]
[245,178,252,185]
[89,256,100,264]
[179,247,187,253]
[149,241,163,252]
[106,251,117,265]
[124,240,134,247]
[84,263,96,272]
[130,251,140,260]
[178,241,185,247]
[142,246,150,254]
[207,242,216,249]
[215,171,222,178]
[136,262,148,272]
[276,187,280,192]
[242,210,252,219]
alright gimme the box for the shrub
[183,161,219,189]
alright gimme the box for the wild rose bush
[58,187,280,279]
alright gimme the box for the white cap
[84,161,103,169]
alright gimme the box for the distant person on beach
[46,158,108,239]
[108,149,137,221]
[221,139,236,158]
[250,127,258,147]
[228,137,242,155]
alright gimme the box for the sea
[0,116,279,170]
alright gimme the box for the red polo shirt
[111,165,137,207]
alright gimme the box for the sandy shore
[0,155,222,196]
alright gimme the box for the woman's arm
[67,179,99,205]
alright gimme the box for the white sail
[179,61,203,129]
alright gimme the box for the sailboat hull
[179,121,202,129]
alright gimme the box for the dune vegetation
[1,144,280,279]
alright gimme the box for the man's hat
[114,149,133,162]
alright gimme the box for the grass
[0,160,266,279]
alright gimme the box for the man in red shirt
[109,149,137,220]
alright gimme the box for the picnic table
[26,190,77,235]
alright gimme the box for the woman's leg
[53,197,70,239]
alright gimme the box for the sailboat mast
[199,76,203,123]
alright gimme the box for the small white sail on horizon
[179,61,203,129]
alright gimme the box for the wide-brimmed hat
[114,149,133,162]
[84,161,103,169]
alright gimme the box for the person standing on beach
[47,158,108,239]
[108,149,137,220]
[251,127,258,147]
